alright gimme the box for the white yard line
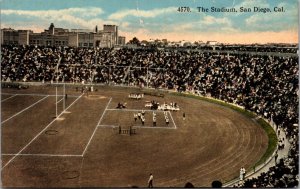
[98,124,175,129]
[133,125,176,129]
[168,111,177,129]
[106,108,165,112]
[1,94,18,102]
[82,98,112,156]
[98,124,119,128]
[1,94,83,170]
[56,97,64,104]
[1,153,82,157]
[1,96,49,124]
[1,93,50,97]
[1,93,79,98]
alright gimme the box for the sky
[1,0,298,44]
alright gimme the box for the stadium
[1,44,298,187]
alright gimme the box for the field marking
[1,94,18,102]
[1,95,49,124]
[133,125,176,129]
[168,111,177,129]
[82,98,112,156]
[106,108,165,112]
[2,153,82,157]
[1,93,80,98]
[56,97,64,104]
[1,94,83,170]
[98,124,119,128]
[98,124,175,130]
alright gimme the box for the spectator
[1,44,298,188]
[148,173,153,188]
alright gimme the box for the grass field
[1,84,269,187]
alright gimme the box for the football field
[1,85,268,187]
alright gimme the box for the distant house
[206,41,218,46]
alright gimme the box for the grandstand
[1,44,298,187]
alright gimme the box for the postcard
[1,0,298,188]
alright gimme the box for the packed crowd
[1,45,298,187]
[215,45,298,53]
[241,132,298,188]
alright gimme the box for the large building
[1,23,126,48]
[118,36,126,46]
[1,28,32,45]
[103,25,118,44]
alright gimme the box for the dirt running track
[1,85,268,187]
